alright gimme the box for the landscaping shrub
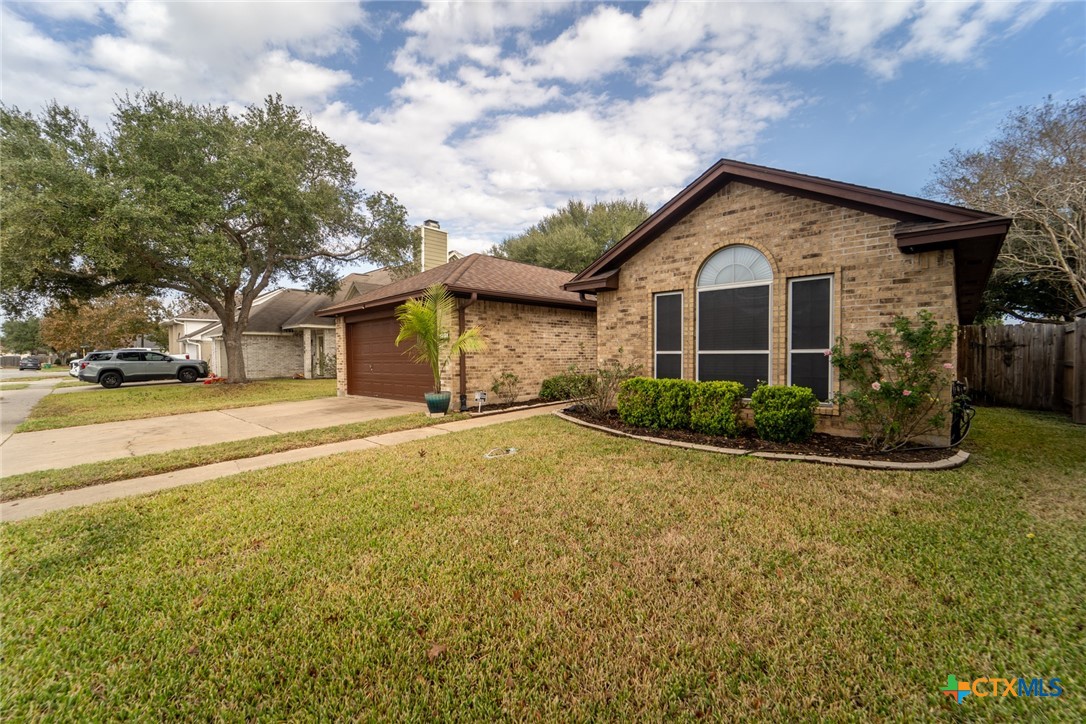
[750,385,819,443]
[490,371,521,406]
[617,378,696,430]
[688,381,746,436]
[582,355,642,419]
[539,368,595,401]
[829,310,956,451]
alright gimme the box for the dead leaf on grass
[427,643,447,663]
[511,589,523,602]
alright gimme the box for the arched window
[696,245,771,391]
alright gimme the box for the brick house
[563,159,1010,441]
[317,252,597,408]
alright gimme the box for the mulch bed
[563,407,959,463]
[463,397,550,414]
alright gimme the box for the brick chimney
[420,219,448,272]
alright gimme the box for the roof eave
[567,158,1000,285]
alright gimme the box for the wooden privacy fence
[958,319,1086,423]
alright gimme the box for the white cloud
[0,0,1057,256]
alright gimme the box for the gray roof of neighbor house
[198,290,337,337]
[564,158,1011,324]
[317,254,595,316]
[334,268,395,302]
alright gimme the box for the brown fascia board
[319,287,595,317]
[563,269,620,292]
[568,158,996,285]
[894,217,1012,251]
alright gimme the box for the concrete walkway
[0,396,424,477]
[0,377,68,444]
[0,403,566,522]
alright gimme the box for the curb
[553,411,970,471]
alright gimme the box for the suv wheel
[99,372,122,389]
[178,368,198,383]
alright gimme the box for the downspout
[458,293,478,411]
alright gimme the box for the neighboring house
[161,267,393,379]
[318,253,597,407]
[164,308,217,361]
[564,159,1011,442]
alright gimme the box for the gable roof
[318,254,594,316]
[334,268,394,303]
[564,159,1011,323]
[200,290,337,337]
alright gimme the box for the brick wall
[596,181,957,440]
[335,316,347,396]
[211,333,306,380]
[445,300,597,402]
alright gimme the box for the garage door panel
[346,316,432,401]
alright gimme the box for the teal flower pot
[425,391,451,415]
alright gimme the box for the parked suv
[77,349,210,388]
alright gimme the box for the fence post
[1074,318,1086,425]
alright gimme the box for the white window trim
[653,291,683,379]
[695,282,773,384]
[787,274,834,402]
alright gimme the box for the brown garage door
[345,314,433,401]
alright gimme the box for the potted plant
[395,283,486,414]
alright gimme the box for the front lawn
[2,408,1083,719]
[14,378,337,432]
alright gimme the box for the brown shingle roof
[318,254,594,316]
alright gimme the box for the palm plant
[395,283,486,393]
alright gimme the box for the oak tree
[1,93,413,381]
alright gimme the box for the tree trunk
[221,316,248,383]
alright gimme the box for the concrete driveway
[0,396,423,477]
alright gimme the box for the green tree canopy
[490,199,650,273]
[1,93,414,381]
[0,318,44,354]
[927,96,1085,322]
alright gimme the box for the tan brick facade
[595,182,958,439]
[446,300,597,402]
[335,315,348,397]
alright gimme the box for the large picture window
[696,246,771,391]
[654,292,682,379]
[788,275,833,401]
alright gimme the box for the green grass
[15,378,337,432]
[0,383,30,391]
[53,379,92,389]
[1,412,466,502]
[2,407,1083,720]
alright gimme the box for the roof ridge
[442,253,481,287]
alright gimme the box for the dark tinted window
[656,354,682,379]
[145,352,170,361]
[791,277,831,349]
[116,351,144,361]
[791,353,830,402]
[655,294,682,352]
[698,353,767,392]
[87,352,112,361]
[698,286,769,351]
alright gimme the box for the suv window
[116,351,144,361]
[145,352,171,362]
[87,352,112,361]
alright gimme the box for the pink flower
[904,351,912,359]
[823,349,832,357]
[943,363,953,370]
[871,381,881,391]
[903,389,912,396]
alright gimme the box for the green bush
[617,378,696,430]
[750,385,819,443]
[689,381,746,436]
[539,369,595,401]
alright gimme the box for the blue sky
[3,1,1083,265]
